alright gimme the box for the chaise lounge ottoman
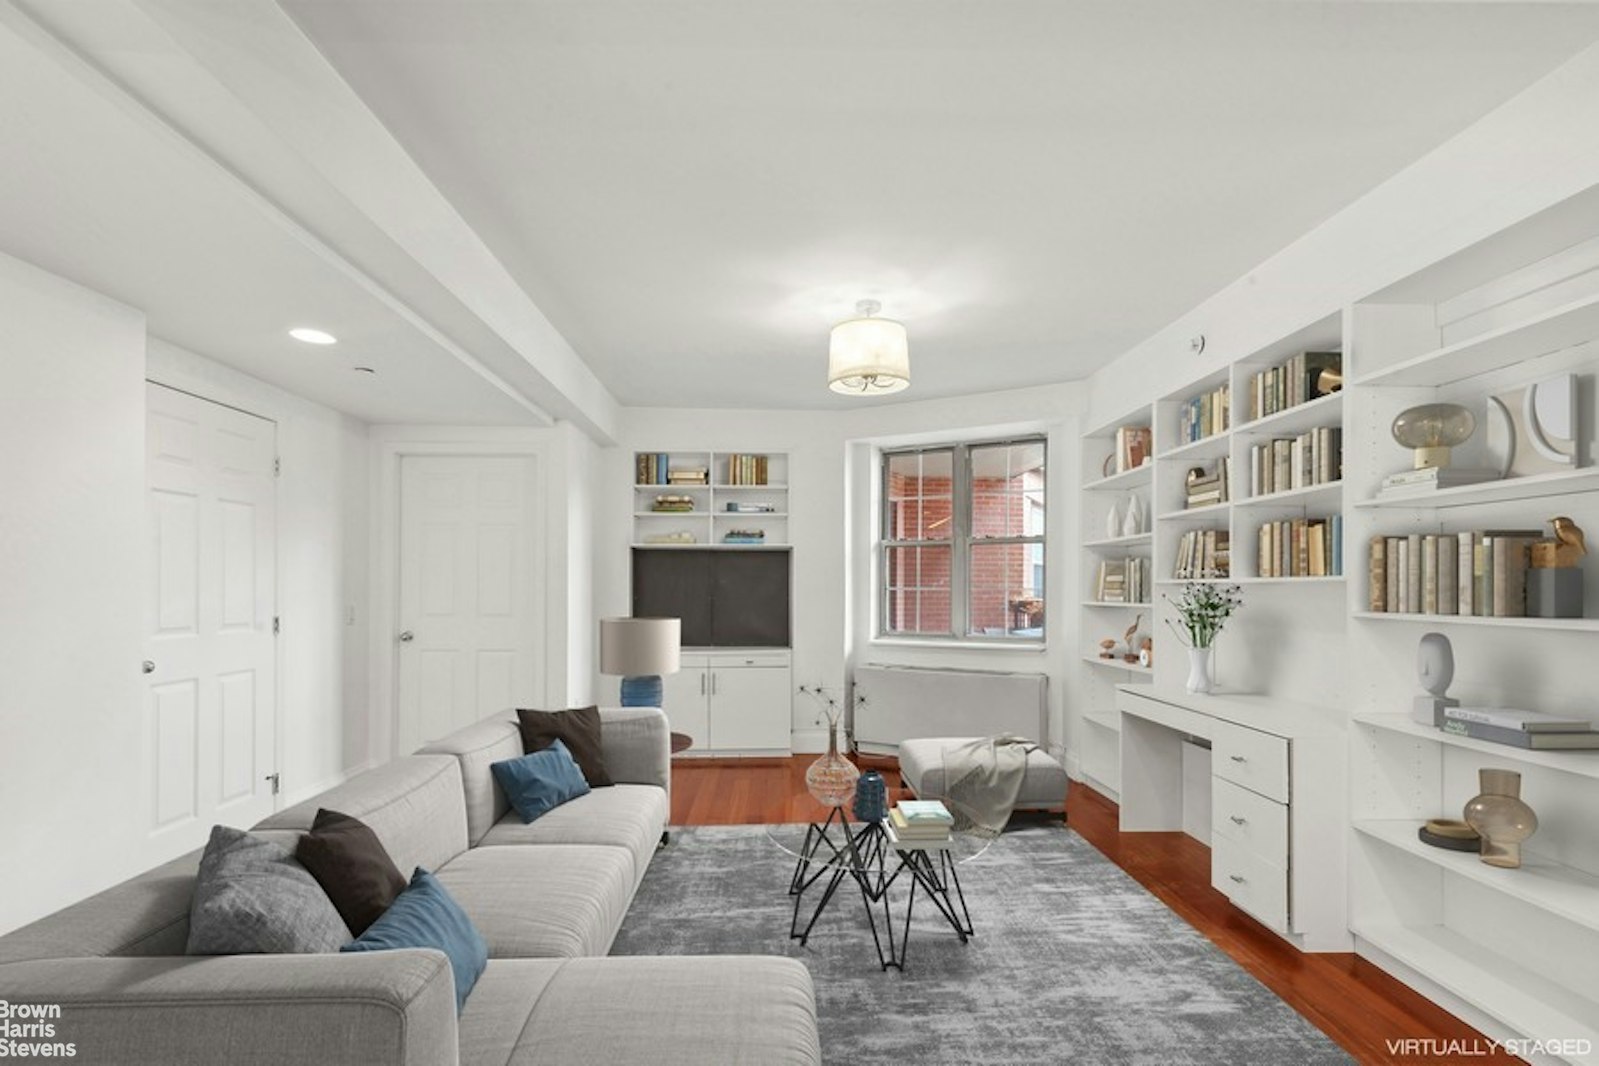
[898,736,1068,816]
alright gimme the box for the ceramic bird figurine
[1123,613,1143,650]
[1551,516,1588,557]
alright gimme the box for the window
[880,437,1046,641]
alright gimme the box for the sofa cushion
[436,845,634,958]
[255,756,469,875]
[0,849,201,964]
[516,706,613,787]
[491,740,591,823]
[343,868,487,1014]
[479,785,666,887]
[419,717,522,844]
[186,826,350,955]
[296,809,409,935]
[458,957,821,1066]
[898,736,1069,810]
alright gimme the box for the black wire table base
[786,807,975,971]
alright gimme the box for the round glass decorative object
[805,719,860,808]
[1462,768,1538,869]
[1392,403,1475,470]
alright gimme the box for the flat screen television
[631,548,791,647]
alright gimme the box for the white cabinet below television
[661,649,791,755]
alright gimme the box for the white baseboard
[279,761,372,810]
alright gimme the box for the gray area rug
[610,824,1351,1065]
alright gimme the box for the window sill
[869,637,1049,653]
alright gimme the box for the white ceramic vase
[1185,646,1215,694]
[1105,501,1121,539]
[1121,494,1142,537]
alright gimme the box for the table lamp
[599,617,681,707]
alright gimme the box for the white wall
[593,381,1084,755]
[0,250,147,933]
[146,340,372,804]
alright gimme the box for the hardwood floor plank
[667,756,1520,1065]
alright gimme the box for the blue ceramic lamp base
[619,675,663,708]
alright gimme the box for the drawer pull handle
[1229,755,1247,763]
[1230,815,1247,825]
[1229,874,1246,884]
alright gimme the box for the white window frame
[878,435,1047,644]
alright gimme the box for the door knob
[398,631,415,643]
[142,660,156,675]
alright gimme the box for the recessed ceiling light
[289,327,337,345]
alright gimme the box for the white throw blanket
[942,734,1038,837]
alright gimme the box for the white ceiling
[4,3,1599,425]
[281,0,1599,409]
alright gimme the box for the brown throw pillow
[295,809,407,936]
[515,705,613,787]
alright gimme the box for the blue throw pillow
[491,738,591,823]
[340,868,486,1013]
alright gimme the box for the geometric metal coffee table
[771,808,986,971]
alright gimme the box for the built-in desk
[1115,686,1350,952]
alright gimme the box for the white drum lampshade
[828,300,909,395]
[599,617,681,708]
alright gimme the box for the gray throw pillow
[187,825,351,955]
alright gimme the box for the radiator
[851,664,1048,754]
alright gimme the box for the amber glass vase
[805,718,860,808]
[1462,768,1538,869]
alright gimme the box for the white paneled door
[396,456,542,755]
[144,384,277,858]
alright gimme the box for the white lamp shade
[828,314,909,395]
[599,617,681,676]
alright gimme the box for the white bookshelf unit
[1342,203,1599,1059]
[632,450,790,548]
[1076,196,1599,1063]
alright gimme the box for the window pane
[970,491,1014,538]
[884,449,953,540]
[968,542,1044,639]
[883,545,952,635]
[970,441,1046,539]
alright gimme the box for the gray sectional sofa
[0,707,822,1065]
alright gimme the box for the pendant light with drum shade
[828,300,909,395]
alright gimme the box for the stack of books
[1248,428,1341,497]
[642,531,696,545]
[636,453,673,484]
[1256,516,1342,577]
[725,501,776,513]
[1245,351,1342,421]
[1440,706,1599,750]
[651,494,697,513]
[724,454,769,485]
[1378,467,1496,496]
[888,800,954,843]
[1173,530,1230,580]
[1367,530,1541,616]
[1177,384,1230,445]
[1114,426,1152,474]
[1094,557,1149,604]
[721,529,766,544]
[1185,459,1230,509]
[668,466,709,486]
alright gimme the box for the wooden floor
[670,755,1519,1066]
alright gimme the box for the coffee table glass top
[765,813,994,872]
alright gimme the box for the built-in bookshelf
[1341,203,1599,1055]
[632,450,790,548]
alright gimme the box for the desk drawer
[1212,721,1289,803]
[1211,777,1288,866]
[1212,832,1289,933]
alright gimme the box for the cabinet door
[660,668,710,752]
[708,667,791,751]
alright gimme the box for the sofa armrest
[0,951,458,1066]
[599,706,670,791]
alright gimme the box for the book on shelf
[642,531,696,545]
[724,454,770,486]
[1177,384,1229,445]
[1367,528,1543,617]
[725,502,776,513]
[1114,426,1152,474]
[1443,706,1594,732]
[1184,458,1230,508]
[1173,529,1230,580]
[1248,428,1341,497]
[668,468,709,485]
[721,530,766,544]
[1255,516,1341,578]
[1094,557,1149,604]
[1440,719,1599,750]
[1378,466,1497,494]
[1246,351,1342,421]
[652,493,697,513]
